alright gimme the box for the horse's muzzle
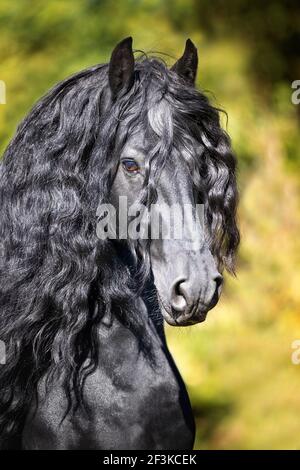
[158,273,223,326]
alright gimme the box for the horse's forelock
[125,59,239,272]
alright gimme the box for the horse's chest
[23,321,194,449]
[83,347,194,449]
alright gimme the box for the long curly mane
[0,54,239,442]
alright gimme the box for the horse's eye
[122,159,139,173]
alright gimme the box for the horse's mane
[0,55,239,440]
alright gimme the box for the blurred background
[0,0,299,449]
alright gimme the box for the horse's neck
[139,284,166,343]
[102,292,166,350]
[22,273,196,450]
[112,243,165,339]
[22,294,195,450]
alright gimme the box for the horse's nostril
[208,273,223,308]
[214,273,223,291]
[170,278,188,313]
[169,273,223,315]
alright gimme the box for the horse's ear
[109,37,135,99]
[171,39,198,85]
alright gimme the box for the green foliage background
[1,0,300,449]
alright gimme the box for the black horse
[0,37,239,449]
